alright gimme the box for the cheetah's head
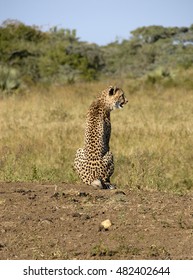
[107,86,128,110]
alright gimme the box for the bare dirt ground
[0,182,193,260]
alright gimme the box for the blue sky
[1,0,193,45]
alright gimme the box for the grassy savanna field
[1,22,193,260]
[0,78,193,194]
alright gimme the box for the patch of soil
[0,183,193,259]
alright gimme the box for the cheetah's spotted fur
[74,86,128,189]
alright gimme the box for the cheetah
[74,86,128,189]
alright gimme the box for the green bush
[0,20,193,89]
[0,65,20,91]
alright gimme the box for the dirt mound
[0,183,193,259]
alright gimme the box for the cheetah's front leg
[91,179,116,189]
[90,151,116,189]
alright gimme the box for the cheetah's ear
[108,86,117,96]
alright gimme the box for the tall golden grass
[0,79,193,193]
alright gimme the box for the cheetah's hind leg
[101,151,116,189]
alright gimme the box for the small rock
[0,243,5,250]
[100,219,112,230]
[78,192,89,197]
[51,192,60,199]
[72,212,81,218]
[0,199,6,205]
[115,190,126,195]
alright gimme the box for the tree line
[0,19,193,91]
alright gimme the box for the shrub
[0,65,20,91]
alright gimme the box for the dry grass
[0,80,193,193]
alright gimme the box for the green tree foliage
[0,20,193,91]
[102,25,193,77]
[0,20,104,89]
